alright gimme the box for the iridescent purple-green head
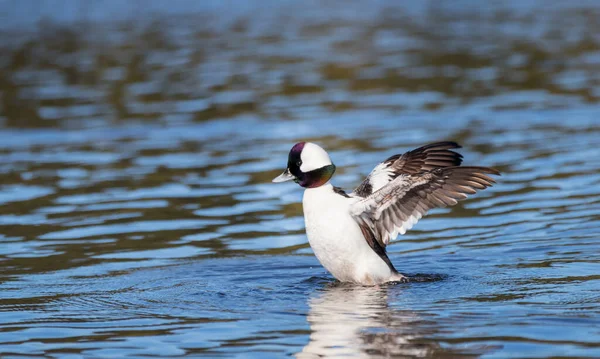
[272,142,336,188]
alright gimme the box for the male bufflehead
[273,141,499,285]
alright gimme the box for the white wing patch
[367,162,395,193]
[350,161,395,198]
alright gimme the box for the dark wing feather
[387,141,463,174]
[351,166,500,248]
[352,141,463,198]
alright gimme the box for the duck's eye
[296,160,302,167]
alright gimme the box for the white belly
[302,184,394,284]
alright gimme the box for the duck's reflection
[297,283,474,358]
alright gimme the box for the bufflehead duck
[273,141,499,285]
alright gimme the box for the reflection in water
[298,284,473,358]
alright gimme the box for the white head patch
[300,142,333,172]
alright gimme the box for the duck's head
[272,142,336,188]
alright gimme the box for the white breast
[302,183,394,284]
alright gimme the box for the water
[1,1,600,358]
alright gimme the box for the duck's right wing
[350,166,500,248]
[352,141,463,198]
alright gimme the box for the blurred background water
[0,0,600,358]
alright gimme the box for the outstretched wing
[352,141,463,198]
[350,166,500,248]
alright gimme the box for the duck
[273,141,499,285]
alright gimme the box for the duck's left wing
[350,166,499,247]
[352,142,463,198]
